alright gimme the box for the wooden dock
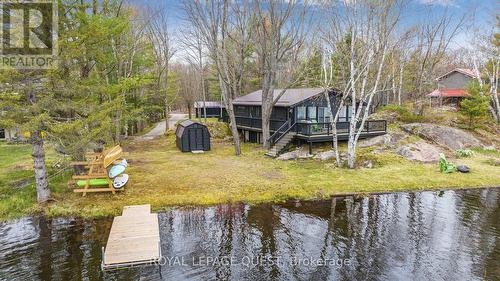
[102,204,161,270]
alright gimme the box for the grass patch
[1,134,500,221]
[0,142,70,220]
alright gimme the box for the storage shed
[176,120,211,152]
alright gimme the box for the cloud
[417,0,458,7]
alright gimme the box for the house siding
[0,128,20,140]
[438,72,472,89]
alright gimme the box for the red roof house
[427,68,477,107]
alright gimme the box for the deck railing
[222,115,387,137]
[295,120,387,136]
[269,120,295,146]
[223,116,287,131]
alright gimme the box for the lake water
[1,188,499,280]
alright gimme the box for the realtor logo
[0,0,58,69]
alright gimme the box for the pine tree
[460,81,490,129]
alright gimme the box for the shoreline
[2,184,499,223]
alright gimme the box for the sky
[129,0,499,53]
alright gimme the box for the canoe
[108,159,127,178]
[76,178,109,187]
[113,174,129,189]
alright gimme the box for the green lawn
[0,142,69,220]
[1,135,500,221]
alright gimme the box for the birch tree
[322,0,402,168]
[183,0,253,155]
[470,29,500,123]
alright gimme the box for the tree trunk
[219,77,241,156]
[165,103,170,131]
[324,90,341,166]
[398,62,404,106]
[261,74,274,149]
[347,138,356,169]
[31,131,50,203]
[226,101,241,156]
[261,103,272,149]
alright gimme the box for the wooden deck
[102,204,161,270]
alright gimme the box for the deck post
[308,142,312,155]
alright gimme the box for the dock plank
[102,204,161,269]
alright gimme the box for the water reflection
[0,188,499,280]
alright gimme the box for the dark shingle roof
[233,88,326,107]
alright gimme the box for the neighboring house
[0,127,20,141]
[194,101,226,118]
[427,68,478,107]
[221,88,387,156]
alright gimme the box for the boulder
[277,148,312,161]
[362,159,374,168]
[396,141,441,163]
[358,135,391,148]
[313,150,337,161]
[457,165,470,173]
[401,123,483,150]
[358,132,407,148]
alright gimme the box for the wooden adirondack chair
[439,153,456,173]
[69,145,124,196]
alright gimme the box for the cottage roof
[436,68,478,81]
[233,88,327,107]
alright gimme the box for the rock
[362,159,374,168]
[457,165,470,173]
[489,159,500,166]
[277,148,312,160]
[358,135,391,148]
[358,132,407,148]
[396,141,441,163]
[401,123,483,150]
[313,150,337,161]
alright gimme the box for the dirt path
[135,113,187,141]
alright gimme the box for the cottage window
[339,106,347,121]
[250,106,261,118]
[318,107,330,123]
[308,106,317,121]
[297,106,306,121]
[235,106,248,116]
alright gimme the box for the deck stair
[266,132,296,157]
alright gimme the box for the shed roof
[233,88,327,107]
[194,101,225,108]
